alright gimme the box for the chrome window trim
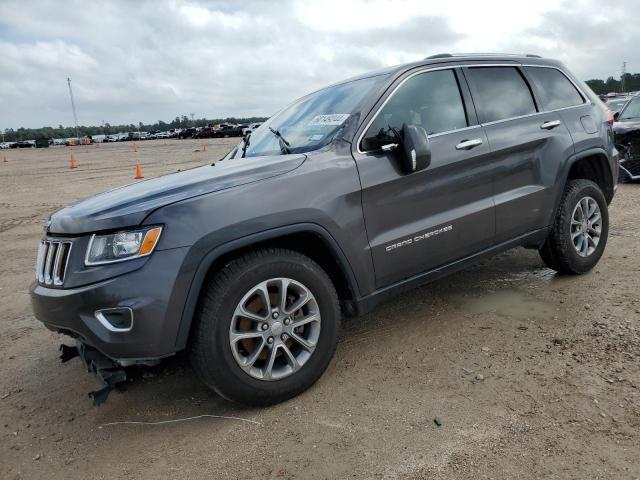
[356,63,591,155]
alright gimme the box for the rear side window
[361,69,468,151]
[466,67,537,123]
[525,66,584,110]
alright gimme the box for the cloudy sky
[0,0,637,130]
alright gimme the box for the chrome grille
[36,240,72,286]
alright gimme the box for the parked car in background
[193,127,216,139]
[607,96,630,114]
[179,127,197,139]
[613,93,640,182]
[65,137,93,146]
[212,124,245,137]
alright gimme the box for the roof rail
[425,52,542,60]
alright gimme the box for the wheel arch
[174,223,360,351]
[564,148,614,204]
[548,148,614,229]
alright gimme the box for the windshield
[619,97,640,120]
[237,75,386,158]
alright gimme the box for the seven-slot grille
[36,240,72,286]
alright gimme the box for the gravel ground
[0,140,638,480]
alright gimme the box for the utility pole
[190,113,195,126]
[67,77,80,140]
[621,62,627,93]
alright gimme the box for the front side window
[361,69,468,151]
[467,67,537,123]
[525,66,584,110]
[619,96,640,120]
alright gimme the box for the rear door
[353,67,495,288]
[463,66,575,243]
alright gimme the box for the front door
[352,68,495,288]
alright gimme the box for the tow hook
[59,342,127,406]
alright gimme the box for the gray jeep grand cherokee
[31,54,618,405]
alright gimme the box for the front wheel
[539,179,609,274]
[190,248,340,406]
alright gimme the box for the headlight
[85,226,162,265]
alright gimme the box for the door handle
[540,120,561,130]
[455,138,483,150]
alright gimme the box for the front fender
[169,223,361,351]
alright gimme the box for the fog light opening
[94,307,134,332]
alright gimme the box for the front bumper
[620,155,640,180]
[30,247,190,362]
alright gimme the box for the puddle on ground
[497,267,558,283]
[456,290,556,321]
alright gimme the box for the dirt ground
[0,140,638,480]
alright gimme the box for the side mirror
[399,123,431,173]
[613,111,620,121]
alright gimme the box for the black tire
[189,248,340,406]
[539,179,609,274]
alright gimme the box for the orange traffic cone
[3,154,7,163]
[134,164,144,179]
[132,142,138,153]
[70,153,77,169]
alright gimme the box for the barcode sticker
[308,114,350,126]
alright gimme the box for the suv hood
[613,118,640,135]
[48,154,306,234]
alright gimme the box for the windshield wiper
[241,134,251,158]
[268,127,291,154]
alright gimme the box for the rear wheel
[539,179,609,274]
[190,248,340,406]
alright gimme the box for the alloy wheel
[229,278,321,381]
[570,196,602,257]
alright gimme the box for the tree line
[585,73,640,95]
[1,115,268,142]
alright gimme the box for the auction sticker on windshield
[308,114,350,126]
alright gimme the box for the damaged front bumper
[60,341,129,405]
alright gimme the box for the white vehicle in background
[0,142,12,149]
[156,132,171,139]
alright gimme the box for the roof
[341,53,562,84]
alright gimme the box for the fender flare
[549,146,613,224]
[173,223,360,350]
